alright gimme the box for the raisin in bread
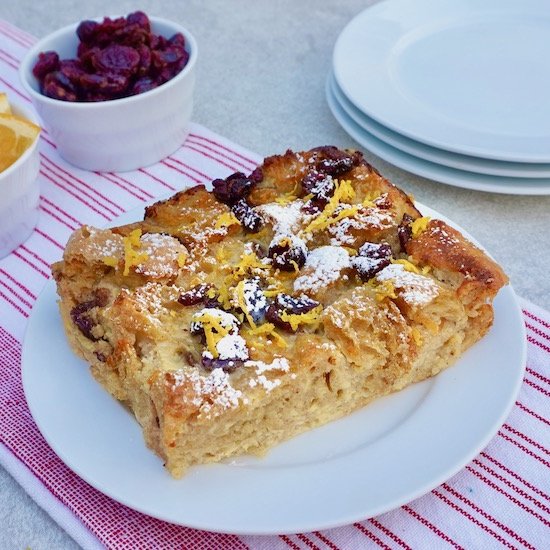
[52,146,508,478]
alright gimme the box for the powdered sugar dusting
[216,333,249,360]
[140,232,179,248]
[294,246,351,293]
[431,225,460,246]
[72,226,124,262]
[241,278,268,322]
[245,357,290,392]
[245,357,290,374]
[127,282,181,325]
[94,238,123,258]
[320,342,336,350]
[256,200,305,235]
[328,206,393,246]
[192,226,228,242]
[376,264,439,305]
[325,307,346,328]
[248,375,281,392]
[171,368,243,415]
[268,233,308,257]
[352,255,380,273]
[191,308,249,362]
[191,308,239,332]
[135,233,187,278]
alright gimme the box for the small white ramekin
[19,17,197,172]
[0,100,40,259]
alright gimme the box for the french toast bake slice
[52,146,508,478]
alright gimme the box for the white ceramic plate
[327,77,550,195]
[333,0,550,162]
[22,205,525,535]
[330,73,550,179]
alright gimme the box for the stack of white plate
[328,0,550,195]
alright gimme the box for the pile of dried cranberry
[32,11,189,102]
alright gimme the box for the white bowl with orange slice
[0,93,41,259]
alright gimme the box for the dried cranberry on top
[398,214,414,252]
[268,235,307,272]
[92,44,140,77]
[112,24,150,48]
[248,166,263,184]
[70,288,110,341]
[203,294,222,309]
[190,309,248,371]
[311,146,362,177]
[174,49,190,71]
[231,199,263,233]
[42,71,78,102]
[78,46,101,71]
[301,198,326,215]
[82,91,112,102]
[266,293,320,332]
[238,277,268,324]
[76,20,100,44]
[168,32,185,49]
[317,156,354,177]
[155,66,177,86]
[351,242,392,281]
[212,172,255,205]
[58,59,85,85]
[80,72,129,95]
[178,284,211,306]
[149,34,168,51]
[92,17,127,47]
[301,170,335,202]
[32,51,60,80]
[201,356,244,373]
[190,308,240,338]
[126,11,151,32]
[151,44,188,75]
[130,76,157,95]
[71,302,97,341]
[136,44,152,76]
[179,285,221,309]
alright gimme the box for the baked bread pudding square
[52,146,508,478]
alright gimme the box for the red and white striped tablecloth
[0,19,549,550]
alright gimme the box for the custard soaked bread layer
[52,146,508,477]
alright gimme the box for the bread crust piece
[52,146,508,478]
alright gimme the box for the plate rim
[330,72,550,179]
[326,76,550,195]
[333,0,550,163]
[21,203,527,535]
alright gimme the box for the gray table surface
[1,0,549,548]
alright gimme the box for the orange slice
[0,93,11,114]
[0,113,40,172]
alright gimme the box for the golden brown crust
[52,146,508,477]
[143,184,236,247]
[323,286,415,376]
[406,219,508,304]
